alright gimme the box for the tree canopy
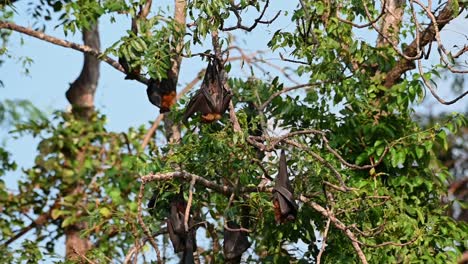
[0,0,467,263]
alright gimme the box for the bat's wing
[182,220,196,264]
[167,217,184,253]
[147,78,177,113]
[223,221,251,261]
[168,203,186,253]
[183,89,212,123]
[167,189,197,262]
[201,59,224,112]
[273,151,298,223]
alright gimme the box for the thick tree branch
[383,0,457,88]
[0,21,149,85]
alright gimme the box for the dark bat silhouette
[147,77,177,113]
[273,150,298,224]
[183,58,232,123]
[167,190,197,264]
[118,56,141,80]
[224,221,251,263]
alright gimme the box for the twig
[316,217,331,264]
[417,57,468,105]
[279,52,309,65]
[383,1,457,87]
[259,83,320,110]
[137,182,162,263]
[141,171,272,195]
[336,0,387,29]
[124,229,168,264]
[1,198,59,247]
[412,0,468,74]
[322,139,390,170]
[284,139,352,191]
[184,176,196,232]
[73,247,97,264]
[0,21,149,85]
[222,0,281,32]
[300,195,368,264]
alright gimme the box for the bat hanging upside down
[224,221,251,263]
[183,58,232,123]
[167,190,197,264]
[147,77,177,113]
[273,150,298,224]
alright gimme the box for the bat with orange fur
[183,58,232,124]
[147,77,177,113]
[273,150,298,224]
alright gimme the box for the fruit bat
[147,77,177,113]
[166,190,197,264]
[183,58,232,123]
[223,221,251,263]
[118,56,141,80]
[272,150,298,224]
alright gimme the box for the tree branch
[0,21,149,85]
[221,0,281,32]
[383,0,457,88]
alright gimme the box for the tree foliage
[0,0,467,263]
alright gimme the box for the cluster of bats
[124,55,232,122]
[147,150,298,263]
[121,56,298,262]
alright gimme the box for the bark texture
[64,22,101,261]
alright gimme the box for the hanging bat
[166,189,197,263]
[272,150,298,224]
[147,77,177,113]
[224,221,251,263]
[183,58,232,124]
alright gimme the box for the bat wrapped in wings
[183,58,232,123]
[166,189,197,264]
[223,221,251,263]
[273,150,298,224]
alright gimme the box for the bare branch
[124,229,168,264]
[184,176,196,232]
[1,199,59,247]
[417,59,468,105]
[284,139,352,191]
[336,0,387,29]
[300,195,368,264]
[383,1,457,87]
[259,83,320,110]
[0,21,149,85]
[141,171,272,195]
[222,0,281,32]
[316,217,331,264]
[137,183,162,263]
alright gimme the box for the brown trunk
[64,22,101,261]
[163,0,187,143]
[66,23,101,117]
[377,0,405,47]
